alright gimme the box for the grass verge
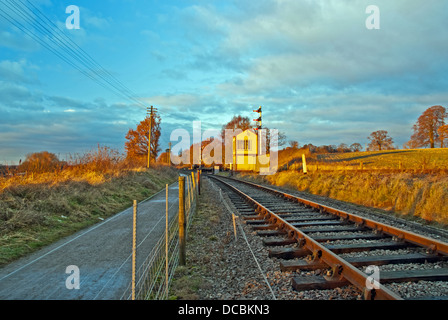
[0,166,178,266]
[168,182,222,300]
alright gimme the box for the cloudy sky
[1,0,447,164]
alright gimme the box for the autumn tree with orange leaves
[409,105,447,148]
[438,124,448,148]
[19,151,61,173]
[125,113,161,163]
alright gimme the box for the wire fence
[120,172,199,300]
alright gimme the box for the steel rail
[210,175,442,300]
[223,176,448,257]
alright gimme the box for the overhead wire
[16,0,145,108]
[0,0,150,110]
[0,6,116,98]
[18,0,145,108]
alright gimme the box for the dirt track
[0,182,180,300]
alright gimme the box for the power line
[18,0,143,106]
[0,0,148,109]
[0,5,108,91]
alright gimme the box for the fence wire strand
[120,173,198,300]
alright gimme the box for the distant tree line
[287,141,364,154]
[12,105,446,175]
[367,105,448,151]
[300,105,448,153]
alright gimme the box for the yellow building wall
[234,130,258,171]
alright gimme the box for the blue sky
[1,0,447,164]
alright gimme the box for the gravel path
[0,182,180,300]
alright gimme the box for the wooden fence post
[132,200,137,300]
[165,184,169,298]
[198,170,202,195]
[178,176,186,266]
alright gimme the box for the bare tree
[289,140,299,149]
[337,143,349,153]
[220,115,253,139]
[265,127,287,150]
[367,130,394,151]
[350,143,363,152]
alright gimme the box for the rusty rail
[210,175,448,300]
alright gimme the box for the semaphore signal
[253,106,262,131]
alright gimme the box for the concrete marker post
[232,214,238,241]
[302,154,308,174]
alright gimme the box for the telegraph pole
[178,176,186,265]
[147,106,156,168]
[168,142,172,166]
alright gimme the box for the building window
[237,138,251,151]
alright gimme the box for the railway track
[208,174,448,300]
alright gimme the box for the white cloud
[84,15,112,29]
[0,59,39,83]
[0,30,40,52]
[2,0,448,163]
[178,0,448,96]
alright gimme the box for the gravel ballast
[169,176,448,300]
[170,178,361,300]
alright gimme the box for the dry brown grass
[0,147,178,266]
[239,169,448,226]
[0,146,146,191]
[255,148,448,225]
[300,148,448,172]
